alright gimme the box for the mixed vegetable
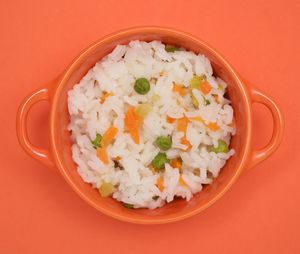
[91,133,102,149]
[134,78,150,94]
[151,152,170,171]
[99,182,115,197]
[209,140,229,153]
[165,44,179,52]
[155,136,172,151]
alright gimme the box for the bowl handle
[16,86,54,168]
[245,84,284,170]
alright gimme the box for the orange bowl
[16,27,284,224]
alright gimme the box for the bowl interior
[51,28,250,223]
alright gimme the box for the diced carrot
[101,126,118,148]
[200,82,212,95]
[99,92,113,104]
[189,116,204,123]
[180,137,192,151]
[124,107,143,144]
[97,147,109,165]
[167,116,176,123]
[212,94,219,103]
[124,107,134,132]
[130,129,140,144]
[173,84,187,96]
[207,122,220,131]
[179,175,188,187]
[156,176,164,192]
[170,158,182,170]
[177,117,189,133]
[96,126,118,164]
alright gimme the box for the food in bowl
[67,40,235,209]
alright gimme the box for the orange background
[1,0,299,253]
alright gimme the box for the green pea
[123,203,134,209]
[189,75,206,90]
[211,140,229,153]
[98,182,115,197]
[151,152,170,171]
[134,78,150,95]
[165,44,179,52]
[152,195,159,201]
[91,133,102,148]
[155,136,172,151]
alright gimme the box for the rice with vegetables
[68,41,235,209]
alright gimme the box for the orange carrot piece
[100,92,113,104]
[170,158,182,170]
[101,126,118,148]
[173,84,187,96]
[167,116,176,123]
[177,117,189,133]
[207,122,220,131]
[156,176,164,192]
[130,128,140,145]
[200,82,212,95]
[97,147,109,164]
[124,107,143,144]
[124,107,134,131]
[180,137,192,151]
[212,94,219,103]
[179,175,188,187]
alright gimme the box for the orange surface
[1,0,299,253]
[15,26,284,224]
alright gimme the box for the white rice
[68,41,235,209]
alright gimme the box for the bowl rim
[50,26,252,224]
